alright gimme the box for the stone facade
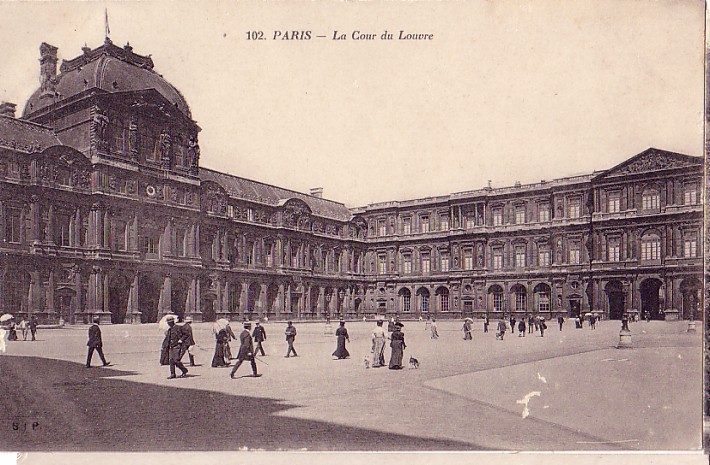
[0,39,702,324]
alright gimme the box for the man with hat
[230,321,261,378]
[180,316,197,366]
[252,321,267,356]
[164,315,188,379]
[86,317,110,368]
[284,321,298,358]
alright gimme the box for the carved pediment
[596,148,701,180]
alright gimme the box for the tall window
[173,227,186,256]
[401,291,411,313]
[438,289,450,312]
[514,245,526,268]
[420,292,429,313]
[377,254,386,274]
[403,253,412,274]
[492,247,503,270]
[466,215,475,230]
[420,216,430,233]
[538,203,550,222]
[608,191,621,213]
[110,116,127,154]
[141,236,157,255]
[642,189,660,210]
[640,234,661,260]
[402,217,411,235]
[684,183,699,205]
[568,198,581,218]
[7,208,24,243]
[492,208,503,226]
[265,243,274,267]
[378,219,386,236]
[439,215,449,231]
[114,220,128,252]
[538,247,550,267]
[514,287,526,312]
[421,252,431,273]
[608,237,620,262]
[569,241,581,264]
[464,249,473,270]
[54,212,71,247]
[492,290,503,313]
[515,206,526,224]
[440,252,450,272]
[684,233,697,258]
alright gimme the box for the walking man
[253,321,267,356]
[18,319,28,341]
[483,316,489,333]
[557,315,564,331]
[164,315,188,379]
[86,317,110,368]
[285,321,298,357]
[230,322,261,379]
[180,317,197,366]
[29,316,38,341]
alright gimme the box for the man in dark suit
[29,316,38,341]
[86,317,110,368]
[180,317,197,366]
[230,322,260,379]
[164,315,188,379]
[252,321,267,356]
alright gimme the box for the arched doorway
[640,278,663,320]
[247,283,261,318]
[202,294,217,322]
[680,278,701,320]
[138,274,161,323]
[488,284,504,317]
[266,283,279,316]
[108,274,131,324]
[55,287,76,324]
[309,286,320,317]
[605,280,625,320]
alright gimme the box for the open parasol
[0,314,14,323]
[213,318,230,333]
[158,313,178,332]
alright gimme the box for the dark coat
[180,323,195,346]
[164,325,183,348]
[236,329,254,361]
[285,325,296,340]
[253,325,267,342]
[87,324,103,348]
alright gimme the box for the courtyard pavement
[0,317,702,454]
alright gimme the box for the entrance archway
[202,294,217,322]
[640,278,663,320]
[266,283,279,315]
[247,282,261,318]
[55,287,76,324]
[108,274,130,324]
[680,278,701,320]
[138,274,161,323]
[605,280,625,320]
[568,294,582,319]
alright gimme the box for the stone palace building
[0,39,702,324]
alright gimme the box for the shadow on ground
[0,356,479,451]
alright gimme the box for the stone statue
[159,129,172,168]
[93,108,109,150]
[128,117,139,159]
[188,135,200,173]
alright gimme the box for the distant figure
[252,322,267,356]
[509,316,516,335]
[621,314,630,331]
[7,321,17,341]
[430,319,439,339]
[230,322,260,379]
[528,314,534,334]
[518,319,526,337]
[425,315,431,331]
[645,312,651,323]
[332,321,350,359]
[496,319,507,340]
[180,317,196,366]
[285,321,298,357]
[29,316,38,341]
[557,315,564,331]
[590,314,596,330]
[18,319,28,341]
[225,323,237,360]
[86,317,110,368]
[463,320,473,340]
[539,318,547,337]
[389,323,406,370]
[372,319,387,367]
[164,315,188,379]
[483,316,489,333]
[0,324,7,353]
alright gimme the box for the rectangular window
[493,293,503,312]
[684,234,697,258]
[641,239,661,261]
[420,216,430,233]
[55,213,71,247]
[642,191,660,210]
[608,238,620,262]
[538,293,550,312]
[684,184,698,205]
[421,252,431,273]
[5,208,22,244]
[538,248,550,267]
[141,236,157,255]
[378,254,386,274]
[569,242,580,264]
[114,220,128,252]
[440,253,450,272]
[464,250,473,270]
[608,191,621,213]
[402,217,411,235]
[466,215,475,230]
[403,254,412,274]
[515,206,526,224]
[492,208,503,226]
[402,294,411,313]
[440,293,449,312]
[378,219,386,236]
[439,215,449,231]
[538,203,550,222]
[568,198,581,218]
[492,248,503,270]
[174,227,186,257]
[514,245,526,268]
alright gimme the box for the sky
[0,1,704,208]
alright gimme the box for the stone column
[128,274,140,323]
[158,274,172,317]
[103,209,110,248]
[239,280,248,317]
[30,196,40,244]
[276,283,285,315]
[318,286,325,318]
[47,270,55,317]
[258,283,266,316]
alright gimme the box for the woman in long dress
[332,321,350,359]
[389,324,406,369]
[463,321,472,340]
[212,328,230,367]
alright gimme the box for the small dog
[408,356,420,369]
[364,356,371,369]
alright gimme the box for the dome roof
[23,40,191,119]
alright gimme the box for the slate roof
[0,115,62,153]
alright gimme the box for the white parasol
[464,317,474,323]
[0,314,14,323]
[158,313,178,332]
[213,318,230,333]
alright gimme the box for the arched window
[488,285,504,313]
[640,232,661,261]
[511,284,527,312]
[533,283,551,313]
[399,288,411,313]
[436,287,450,312]
[417,288,430,313]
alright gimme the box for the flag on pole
[105,8,110,38]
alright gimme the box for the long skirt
[389,340,404,369]
[372,338,386,367]
[332,335,350,359]
[212,341,228,367]
[224,342,233,360]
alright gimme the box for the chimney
[310,187,323,198]
[514,180,521,188]
[0,102,16,118]
[39,42,58,99]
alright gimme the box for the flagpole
[104,8,111,40]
